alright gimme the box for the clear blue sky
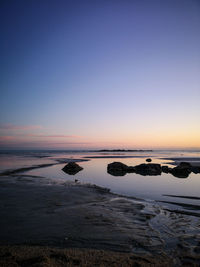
[1,0,200,149]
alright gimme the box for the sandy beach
[0,245,172,267]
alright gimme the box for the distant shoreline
[96,149,153,152]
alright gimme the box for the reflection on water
[26,157,200,203]
[62,162,83,175]
[1,150,200,211]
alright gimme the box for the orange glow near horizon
[0,131,200,149]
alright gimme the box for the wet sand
[0,173,200,266]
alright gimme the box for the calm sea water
[1,149,200,211]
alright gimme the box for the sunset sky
[1,0,200,149]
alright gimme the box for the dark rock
[178,162,192,168]
[191,166,200,174]
[107,162,129,171]
[170,162,200,177]
[170,170,190,178]
[162,166,169,173]
[127,166,136,173]
[146,158,152,162]
[107,162,162,176]
[62,162,83,175]
[107,162,129,176]
[134,163,162,176]
[169,162,191,178]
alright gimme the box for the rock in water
[127,166,136,173]
[134,163,162,176]
[191,166,200,174]
[162,166,170,173]
[107,162,129,176]
[62,162,83,175]
[179,162,192,168]
[170,162,191,178]
[107,162,161,176]
[146,158,152,162]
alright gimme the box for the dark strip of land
[84,155,148,159]
[96,149,153,152]
[163,194,200,200]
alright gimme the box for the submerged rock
[62,162,83,175]
[134,163,162,176]
[107,162,129,176]
[146,158,152,162]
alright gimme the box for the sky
[1,0,200,149]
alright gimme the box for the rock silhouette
[161,166,170,173]
[170,162,192,178]
[134,163,162,176]
[107,162,162,176]
[62,162,83,175]
[146,158,152,162]
[107,162,129,176]
[107,161,200,178]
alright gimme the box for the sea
[1,149,200,214]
